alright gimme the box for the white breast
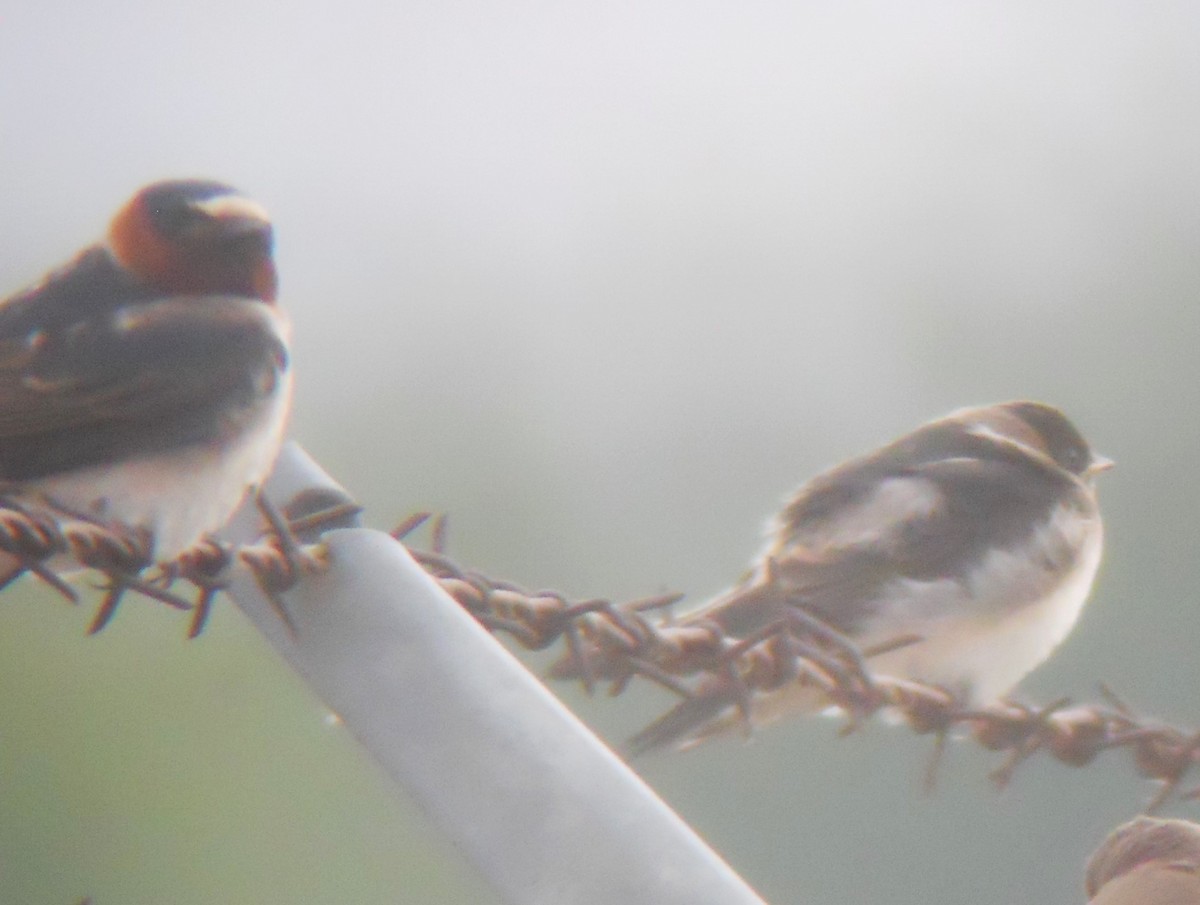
[860,503,1104,703]
[26,310,293,561]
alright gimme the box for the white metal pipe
[218,443,769,905]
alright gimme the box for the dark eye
[151,202,208,238]
[1060,444,1089,473]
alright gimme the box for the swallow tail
[626,690,735,757]
[626,673,834,756]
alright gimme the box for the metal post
[218,443,769,905]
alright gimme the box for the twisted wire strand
[404,518,1200,813]
[3,496,1194,812]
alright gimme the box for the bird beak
[1085,455,1115,478]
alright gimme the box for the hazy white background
[1,2,1199,903]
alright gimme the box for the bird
[1086,817,1200,904]
[621,400,1110,753]
[0,178,292,571]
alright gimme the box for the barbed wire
[2,495,1195,813]
[401,515,1200,814]
[0,492,335,636]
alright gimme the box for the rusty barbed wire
[398,519,1200,814]
[0,492,328,636]
[3,494,1198,813]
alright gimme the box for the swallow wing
[711,455,1071,637]
[0,277,288,480]
[629,455,1077,753]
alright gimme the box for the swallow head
[106,179,278,303]
[960,400,1109,482]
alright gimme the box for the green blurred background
[2,3,1199,903]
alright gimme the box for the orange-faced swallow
[626,401,1111,753]
[0,179,292,565]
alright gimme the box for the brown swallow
[628,401,1110,753]
[0,179,292,562]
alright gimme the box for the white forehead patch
[191,194,271,224]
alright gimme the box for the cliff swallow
[628,401,1110,753]
[0,179,292,565]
